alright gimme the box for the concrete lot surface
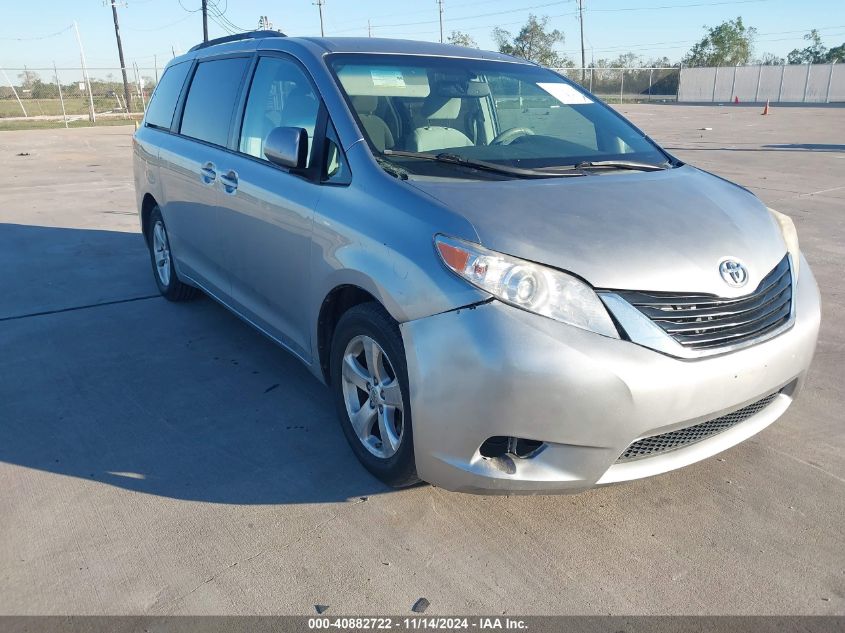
[0,105,843,615]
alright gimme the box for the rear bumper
[400,254,820,494]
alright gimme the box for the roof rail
[188,30,286,53]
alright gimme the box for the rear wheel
[330,303,419,488]
[148,206,199,302]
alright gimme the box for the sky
[0,0,844,75]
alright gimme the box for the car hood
[408,165,787,297]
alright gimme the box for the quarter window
[323,123,351,184]
[144,61,190,130]
[239,57,320,164]
[180,57,249,147]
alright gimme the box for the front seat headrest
[351,95,379,115]
[421,97,462,120]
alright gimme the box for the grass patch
[0,117,141,131]
[0,96,145,118]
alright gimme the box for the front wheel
[147,206,199,302]
[330,303,419,488]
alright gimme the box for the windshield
[329,53,669,175]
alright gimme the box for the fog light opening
[480,436,545,460]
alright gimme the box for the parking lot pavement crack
[153,549,266,613]
[764,445,845,485]
[0,295,161,323]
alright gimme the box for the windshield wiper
[382,150,584,179]
[571,160,669,172]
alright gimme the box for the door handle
[219,169,239,194]
[200,162,217,184]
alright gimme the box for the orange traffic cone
[762,100,770,115]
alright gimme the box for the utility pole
[577,0,586,82]
[368,19,372,38]
[201,0,208,42]
[315,0,325,37]
[437,0,444,43]
[108,1,133,116]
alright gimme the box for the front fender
[308,149,487,372]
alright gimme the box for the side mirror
[263,126,308,169]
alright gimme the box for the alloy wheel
[152,220,171,287]
[340,335,405,459]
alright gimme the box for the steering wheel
[491,127,535,146]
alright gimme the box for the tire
[147,206,199,302]
[330,302,420,488]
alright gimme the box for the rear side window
[180,57,249,147]
[144,61,191,129]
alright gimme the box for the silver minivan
[133,32,820,494]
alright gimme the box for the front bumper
[400,254,821,494]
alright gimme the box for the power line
[374,0,791,40]
[207,2,250,34]
[554,26,845,56]
[587,0,772,12]
[124,13,194,32]
[177,0,201,13]
[374,0,523,22]
[333,0,778,37]
[0,24,73,41]
[212,2,250,31]
[333,0,573,34]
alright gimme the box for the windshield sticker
[370,68,406,88]
[537,82,593,105]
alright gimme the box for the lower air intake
[616,392,780,462]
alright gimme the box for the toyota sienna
[133,32,820,493]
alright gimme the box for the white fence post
[802,64,811,102]
[754,64,762,102]
[133,62,146,113]
[619,69,624,104]
[826,61,835,103]
[711,66,719,102]
[730,64,738,101]
[648,68,653,101]
[0,65,27,117]
[53,61,68,128]
[677,63,683,101]
[589,67,593,93]
[73,21,96,123]
[778,65,785,103]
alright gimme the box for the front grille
[616,392,779,462]
[617,256,792,351]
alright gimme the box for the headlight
[435,235,619,338]
[768,207,800,278]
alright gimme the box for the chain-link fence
[554,67,681,103]
[0,66,159,124]
[2,62,841,127]
[0,64,681,127]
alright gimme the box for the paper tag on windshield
[538,83,593,105]
[370,68,406,88]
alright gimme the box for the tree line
[2,69,156,101]
[446,15,845,68]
